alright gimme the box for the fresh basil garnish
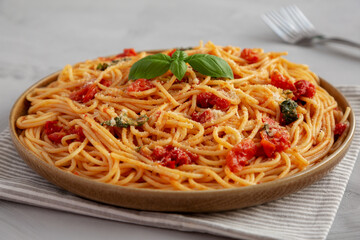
[128,50,234,81]
[170,59,187,81]
[129,54,171,80]
[185,54,233,79]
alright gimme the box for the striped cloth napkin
[1,86,359,240]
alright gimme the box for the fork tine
[262,11,299,43]
[289,6,316,30]
[278,7,309,38]
[262,5,321,44]
[286,5,317,36]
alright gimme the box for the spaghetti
[16,41,350,190]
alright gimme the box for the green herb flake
[178,47,193,51]
[96,63,109,71]
[135,146,142,152]
[101,113,149,128]
[283,90,293,95]
[263,123,270,135]
[280,99,298,125]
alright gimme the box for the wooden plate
[9,71,355,212]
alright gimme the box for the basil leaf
[185,54,234,79]
[280,99,298,125]
[169,59,187,81]
[171,50,188,61]
[129,54,171,80]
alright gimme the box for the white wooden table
[1,0,359,239]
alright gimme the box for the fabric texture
[1,86,359,240]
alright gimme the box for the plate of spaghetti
[10,41,354,212]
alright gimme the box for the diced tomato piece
[100,79,112,87]
[127,79,154,92]
[184,149,199,162]
[47,132,66,144]
[260,139,276,158]
[69,86,88,102]
[45,121,63,135]
[151,145,198,168]
[115,48,137,58]
[45,121,85,144]
[334,123,347,137]
[168,49,176,57]
[81,84,98,103]
[45,121,65,143]
[99,48,137,61]
[70,80,111,103]
[226,139,257,172]
[240,48,259,64]
[197,92,214,108]
[70,83,97,103]
[68,126,86,141]
[293,80,316,99]
[271,72,295,91]
[152,146,167,159]
[260,117,291,157]
[191,109,213,123]
[196,92,230,111]
[214,97,230,111]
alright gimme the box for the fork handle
[315,36,360,49]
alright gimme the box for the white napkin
[1,86,359,240]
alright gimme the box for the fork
[262,5,360,49]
